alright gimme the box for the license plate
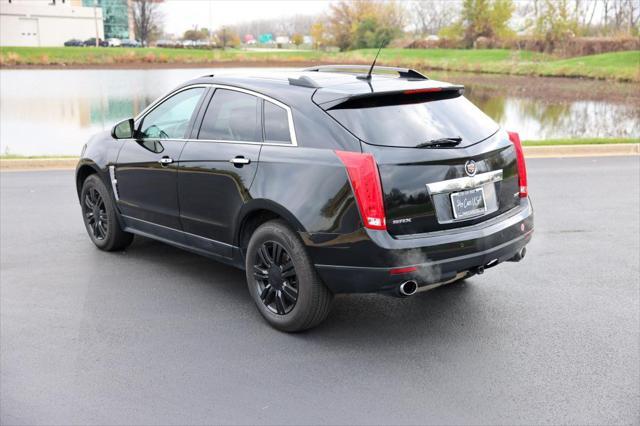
[450,187,487,219]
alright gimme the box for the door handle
[229,156,251,166]
[158,157,174,166]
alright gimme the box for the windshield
[327,96,499,148]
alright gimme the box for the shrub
[401,35,640,57]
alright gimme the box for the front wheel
[245,220,333,332]
[80,174,133,251]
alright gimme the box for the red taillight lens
[403,87,442,95]
[390,266,417,275]
[508,131,528,198]
[335,150,387,230]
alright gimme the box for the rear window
[263,101,291,144]
[327,96,499,148]
[198,89,262,142]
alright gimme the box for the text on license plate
[450,187,487,219]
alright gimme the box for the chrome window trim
[426,170,503,195]
[135,83,298,147]
[134,84,211,122]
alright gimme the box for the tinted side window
[140,88,205,139]
[263,101,291,144]
[198,89,262,142]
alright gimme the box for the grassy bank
[1,47,638,82]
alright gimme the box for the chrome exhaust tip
[399,280,418,297]
[509,247,527,262]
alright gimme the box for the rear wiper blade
[415,137,462,148]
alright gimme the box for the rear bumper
[308,198,533,294]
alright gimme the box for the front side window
[198,89,262,142]
[139,88,206,140]
[263,100,291,144]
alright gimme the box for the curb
[1,144,638,171]
[0,158,78,171]
[523,143,640,158]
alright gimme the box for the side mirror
[111,118,135,139]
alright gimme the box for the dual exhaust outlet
[396,247,526,298]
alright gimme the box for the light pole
[93,0,100,47]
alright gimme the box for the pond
[1,68,638,156]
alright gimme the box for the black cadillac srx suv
[76,65,533,332]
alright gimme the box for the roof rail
[303,65,428,80]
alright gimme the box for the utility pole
[94,0,100,47]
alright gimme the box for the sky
[161,0,334,36]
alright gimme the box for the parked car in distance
[107,38,121,47]
[120,39,141,48]
[64,38,84,47]
[193,40,215,49]
[83,38,108,47]
[156,39,180,48]
[75,65,534,332]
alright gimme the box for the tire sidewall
[245,221,318,331]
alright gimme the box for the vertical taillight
[335,150,387,230]
[508,131,528,198]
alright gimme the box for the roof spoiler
[303,65,428,80]
[318,85,465,110]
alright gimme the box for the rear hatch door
[320,86,521,236]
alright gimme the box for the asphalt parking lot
[1,156,639,425]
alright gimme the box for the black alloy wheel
[245,220,333,332]
[253,241,298,315]
[80,174,133,251]
[83,187,108,240]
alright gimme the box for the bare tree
[132,0,163,46]
[233,15,315,39]
[411,0,459,36]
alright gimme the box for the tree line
[130,0,639,51]
[312,0,639,51]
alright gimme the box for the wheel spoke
[90,221,99,237]
[84,195,95,209]
[263,286,276,305]
[281,261,296,279]
[254,265,269,281]
[281,284,298,302]
[97,221,107,238]
[260,284,272,301]
[272,243,283,265]
[275,291,286,314]
[258,245,273,267]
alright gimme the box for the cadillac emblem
[465,160,477,177]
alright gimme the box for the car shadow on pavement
[122,236,486,347]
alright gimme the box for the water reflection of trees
[465,86,507,123]
[465,84,639,139]
[512,99,639,139]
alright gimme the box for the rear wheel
[245,220,333,332]
[80,174,133,251]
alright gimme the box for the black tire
[80,174,133,251]
[245,220,333,332]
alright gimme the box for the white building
[0,0,103,47]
